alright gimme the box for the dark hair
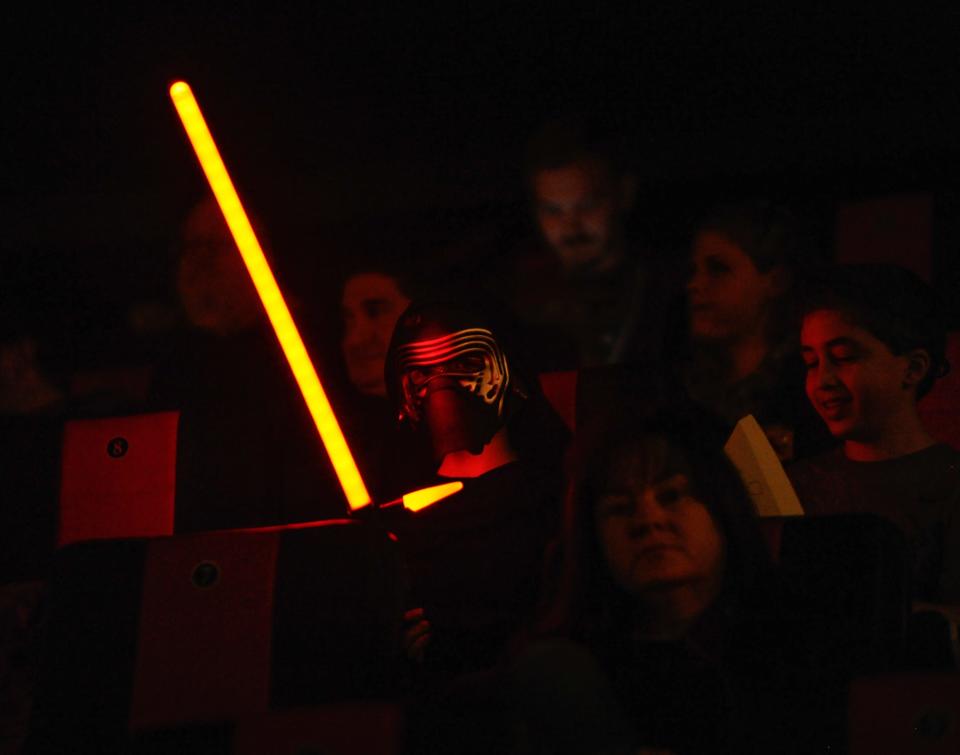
[538,406,773,646]
[688,200,811,351]
[334,225,436,306]
[695,200,809,274]
[524,116,626,181]
[338,255,425,305]
[800,264,949,398]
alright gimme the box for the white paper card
[724,414,804,517]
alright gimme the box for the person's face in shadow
[594,440,725,613]
[533,158,631,275]
[341,272,411,397]
[801,308,924,443]
[687,231,783,344]
[177,200,261,335]
[0,336,62,414]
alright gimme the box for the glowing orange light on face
[169,81,371,512]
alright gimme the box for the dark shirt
[393,460,560,676]
[0,414,61,581]
[513,594,835,755]
[149,326,345,530]
[789,443,960,603]
[508,243,680,371]
[681,341,835,462]
[333,390,436,504]
[573,351,834,467]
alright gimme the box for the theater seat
[538,370,577,432]
[26,520,404,753]
[760,514,911,675]
[126,702,405,755]
[848,672,960,755]
[907,603,960,671]
[919,331,960,450]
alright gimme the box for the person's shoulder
[907,443,960,491]
[884,443,960,479]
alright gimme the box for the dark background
[3,4,959,368]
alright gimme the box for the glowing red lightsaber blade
[169,80,371,512]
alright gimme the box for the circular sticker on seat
[914,708,953,740]
[191,561,221,589]
[107,437,129,458]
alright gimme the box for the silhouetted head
[525,118,635,275]
[687,201,806,346]
[545,407,771,640]
[176,196,264,335]
[386,298,524,463]
[800,264,949,442]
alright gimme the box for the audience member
[789,264,960,604]
[509,409,832,755]
[0,312,67,750]
[384,297,569,680]
[149,196,343,529]
[0,311,69,582]
[0,335,63,417]
[333,256,434,502]
[341,266,413,398]
[678,200,831,462]
[509,118,680,370]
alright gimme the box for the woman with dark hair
[542,410,772,637]
[510,409,830,755]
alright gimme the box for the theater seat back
[849,673,960,755]
[27,520,404,752]
[538,370,577,432]
[919,331,960,450]
[126,703,405,755]
[762,514,910,675]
